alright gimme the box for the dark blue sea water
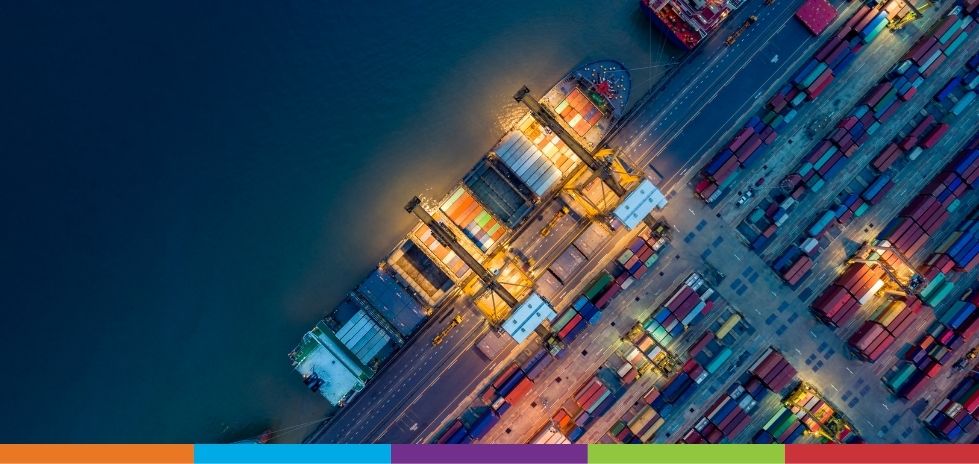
[1,2,676,442]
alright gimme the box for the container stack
[523,348,554,382]
[849,296,926,361]
[937,290,979,340]
[879,134,979,260]
[609,387,667,444]
[436,420,472,444]
[695,5,888,203]
[743,15,977,257]
[642,273,717,347]
[888,291,979,400]
[903,15,976,80]
[810,263,886,326]
[928,208,979,273]
[924,372,979,441]
[749,348,798,393]
[613,233,669,301]
[753,406,806,444]
[679,382,759,444]
[861,174,894,206]
[689,331,735,378]
[872,142,903,172]
[561,372,622,442]
[680,349,795,444]
[551,306,587,345]
[553,228,670,353]
[530,426,571,445]
[468,408,500,440]
[654,369,699,411]
[481,363,534,416]
[775,250,813,286]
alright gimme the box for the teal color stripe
[194,444,391,463]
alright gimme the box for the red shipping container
[730,127,754,152]
[921,123,950,149]
[909,116,936,138]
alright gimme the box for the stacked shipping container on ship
[747,14,977,262]
[679,349,796,444]
[887,291,979,400]
[695,5,890,203]
[924,371,979,441]
[810,263,886,326]
[848,296,927,361]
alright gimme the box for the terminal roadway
[307,0,961,444]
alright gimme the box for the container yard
[302,0,979,448]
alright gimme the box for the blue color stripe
[194,444,390,463]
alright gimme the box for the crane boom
[513,86,627,197]
[405,196,519,307]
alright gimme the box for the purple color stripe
[391,444,587,463]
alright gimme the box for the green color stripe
[588,444,784,464]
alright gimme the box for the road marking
[846,367,855,375]
[733,254,742,262]
[809,330,818,339]
[794,348,802,355]
[882,403,890,410]
[753,308,762,315]
[830,384,839,392]
[688,208,696,216]
[770,290,778,297]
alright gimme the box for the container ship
[641,0,748,50]
[290,61,636,407]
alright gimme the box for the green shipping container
[925,281,955,307]
[855,203,869,217]
[585,272,614,300]
[763,407,788,431]
[887,363,916,391]
[553,309,578,333]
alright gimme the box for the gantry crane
[889,1,932,31]
[405,196,519,308]
[513,86,628,197]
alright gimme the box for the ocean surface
[1,2,677,442]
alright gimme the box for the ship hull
[641,0,698,50]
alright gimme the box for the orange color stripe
[0,445,193,463]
